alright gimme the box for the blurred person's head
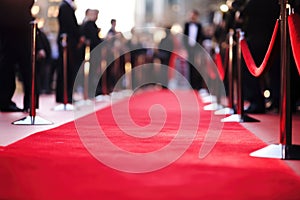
[90,9,99,21]
[84,9,99,22]
[111,19,116,28]
[190,9,199,23]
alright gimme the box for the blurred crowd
[1,0,300,113]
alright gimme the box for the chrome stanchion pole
[279,0,300,159]
[76,39,93,106]
[125,62,132,91]
[280,0,292,155]
[13,21,53,125]
[100,47,108,96]
[84,40,91,101]
[250,0,300,159]
[63,34,68,106]
[203,46,223,111]
[204,46,224,111]
[101,59,108,95]
[95,57,110,102]
[215,29,235,115]
[53,34,74,111]
[236,29,243,118]
[228,29,235,111]
[124,61,133,99]
[221,29,259,122]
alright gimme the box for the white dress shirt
[188,23,198,47]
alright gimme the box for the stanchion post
[53,33,74,111]
[84,39,91,101]
[220,29,259,122]
[30,20,37,119]
[125,62,132,90]
[101,59,108,95]
[236,29,244,117]
[203,49,223,111]
[214,29,235,115]
[280,0,292,147]
[250,0,300,159]
[62,34,68,106]
[278,0,300,159]
[12,21,53,125]
[228,29,235,109]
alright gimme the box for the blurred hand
[37,49,46,60]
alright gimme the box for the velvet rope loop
[213,47,228,81]
[288,13,300,76]
[240,20,279,77]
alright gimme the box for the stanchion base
[204,103,223,111]
[221,114,242,122]
[95,95,111,102]
[250,144,283,159]
[214,107,234,115]
[198,89,209,98]
[221,114,260,122]
[250,144,300,160]
[201,95,217,104]
[119,89,133,97]
[12,116,53,125]
[53,103,74,111]
[75,99,93,106]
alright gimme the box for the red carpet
[1,90,300,199]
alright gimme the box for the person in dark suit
[80,9,103,97]
[107,19,117,39]
[81,9,103,50]
[158,27,174,87]
[183,9,205,90]
[239,0,280,113]
[0,0,34,112]
[56,0,85,103]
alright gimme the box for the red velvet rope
[240,20,279,77]
[288,13,300,76]
[214,52,225,81]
